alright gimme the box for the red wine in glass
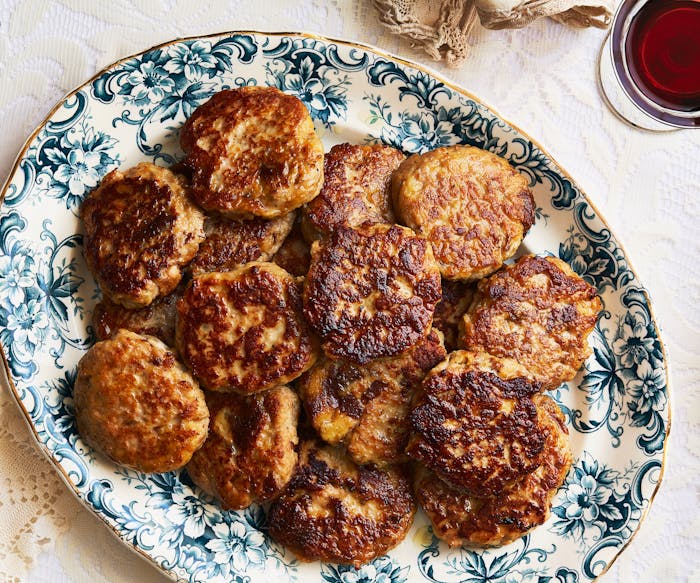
[603,0,700,128]
[626,0,700,112]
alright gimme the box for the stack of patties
[267,142,432,566]
[76,86,324,513]
[408,350,574,547]
[386,146,600,547]
[155,85,325,510]
[75,83,603,568]
[404,254,601,545]
[267,142,548,564]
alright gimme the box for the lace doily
[373,0,479,66]
[0,387,71,580]
[373,0,614,66]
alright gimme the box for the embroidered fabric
[373,0,614,66]
[373,0,479,66]
[476,0,614,29]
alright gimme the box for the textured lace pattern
[476,0,614,30]
[373,0,479,66]
[373,0,613,66]
[1,1,698,582]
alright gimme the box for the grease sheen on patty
[74,329,209,473]
[176,262,318,394]
[81,162,204,308]
[180,86,324,218]
[303,223,441,364]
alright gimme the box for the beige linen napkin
[373,0,614,66]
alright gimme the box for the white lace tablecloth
[1,1,698,582]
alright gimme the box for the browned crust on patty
[272,213,312,277]
[433,279,476,352]
[92,283,183,347]
[302,143,404,240]
[414,393,572,547]
[189,212,295,276]
[176,262,318,393]
[298,329,447,465]
[406,350,546,496]
[303,223,442,364]
[267,440,415,567]
[81,163,204,308]
[180,86,324,218]
[186,386,299,509]
[391,145,535,281]
[461,254,603,390]
[73,329,209,473]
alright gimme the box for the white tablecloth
[1,1,698,581]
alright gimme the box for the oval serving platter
[0,32,669,583]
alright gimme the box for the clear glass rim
[610,0,700,128]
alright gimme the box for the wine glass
[597,0,700,131]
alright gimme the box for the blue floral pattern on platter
[0,32,668,583]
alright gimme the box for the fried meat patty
[433,279,475,352]
[180,86,324,218]
[391,145,535,281]
[303,223,442,364]
[298,329,446,465]
[176,262,318,393]
[186,386,299,509]
[81,162,204,308]
[93,284,183,347]
[461,254,603,390]
[74,329,209,473]
[407,350,548,496]
[272,214,311,277]
[189,212,295,276]
[414,393,572,547]
[267,440,415,567]
[302,143,404,240]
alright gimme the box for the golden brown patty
[391,145,535,281]
[73,329,209,473]
[186,386,299,510]
[433,279,475,352]
[267,440,415,567]
[414,393,572,547]
[176,262,318,393]
[407,350,547,496]
[92,284,183,347]
[302,143,405,240]
[81,163,204,308]
[189,212,295,276]
[298,329,446,465]
[180,86,324,218]
[461,254,603,390]
[448,349,540,383]
[303,223,442,364]
[271,213,312,277]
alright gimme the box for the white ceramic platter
[0,32,669,583]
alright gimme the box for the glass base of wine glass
[597,31,680,133]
